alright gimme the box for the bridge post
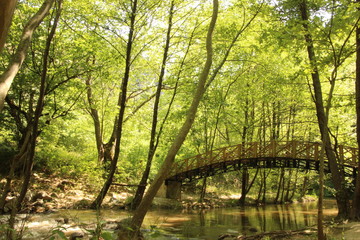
[166,180,182,200]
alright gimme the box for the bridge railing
[170,141,358,177]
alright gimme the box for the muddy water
[3,200,338,239]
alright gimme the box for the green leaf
[52,229,68,240]
[101,231,115,240]
[150,231,162,238]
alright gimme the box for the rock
[50,192,58,198]
[56,217,70,224]
[249,227,258,232]
[69,232,84,240]
[57,180,75,191]
[74,199,92,209]
[151,197,182,210]
[3,199,16,213]
[32,199,44,207]
[25,190,33,202]
[34,206,45,213]
[44,202,54,212]
[31,191,52,202]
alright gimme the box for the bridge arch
[163,141,358,199]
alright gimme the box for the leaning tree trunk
[0,0,17,52]
[298,0,350,219]
[0,0,54,112]
[91,0,137,210]
[117,1,219,238]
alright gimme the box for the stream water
[2,200,339,239]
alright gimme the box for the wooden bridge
[163,141,358,199]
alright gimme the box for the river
[3,199,339,239]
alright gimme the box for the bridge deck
[167,141,358,182]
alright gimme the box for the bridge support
[166,180,181,200]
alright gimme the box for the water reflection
[8,200,338,239]
[158,200,337,239]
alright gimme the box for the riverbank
[0,173,358,239]
[0,173,275,213]
[0,201,350,240]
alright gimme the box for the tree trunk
[199,177,207,202]
[289,169,298,201]
[85,66,106,164]
[262,169,267,204]
[0,0,54,112]
[131,0,174,210]
[91,0,137,209]
[239,168,259,206]
[117,1,219,238]
[352,0,360,220]
[0,0,17,52]
[284,169,292,202]
[298,0,350,218]
[6,1,61,237]
[274,168,285,204]
[0,130,31,213]
[256,169,264,204]
[239,168,249,206]
[280,171,289,204]
[318,143,326,240]
[300,171,309,199]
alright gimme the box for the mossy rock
[73,198,92,209]
[151,197,182,210]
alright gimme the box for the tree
[91,0,138,209]
[131,0,175,210]
[298,0,352,218]
[0,0,54,111]
[0,0,17,52]
[352,0,360,220]
[118,0,219,238]
[3,1,62,238]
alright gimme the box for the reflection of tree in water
[240,209,250,233]
[293,205,299,229]
[281,204,287,230]
[262,205,266,232]
[177,201,336,238]
[271,205,283,231]
[255,205,266,232]
[284,204,293,229]
[199,209,205,236]
[302,204,310,226]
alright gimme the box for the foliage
[0,0,357,216]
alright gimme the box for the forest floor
[0,173,240,214]
[1,173,130,213]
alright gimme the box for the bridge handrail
[170,141,358,177]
